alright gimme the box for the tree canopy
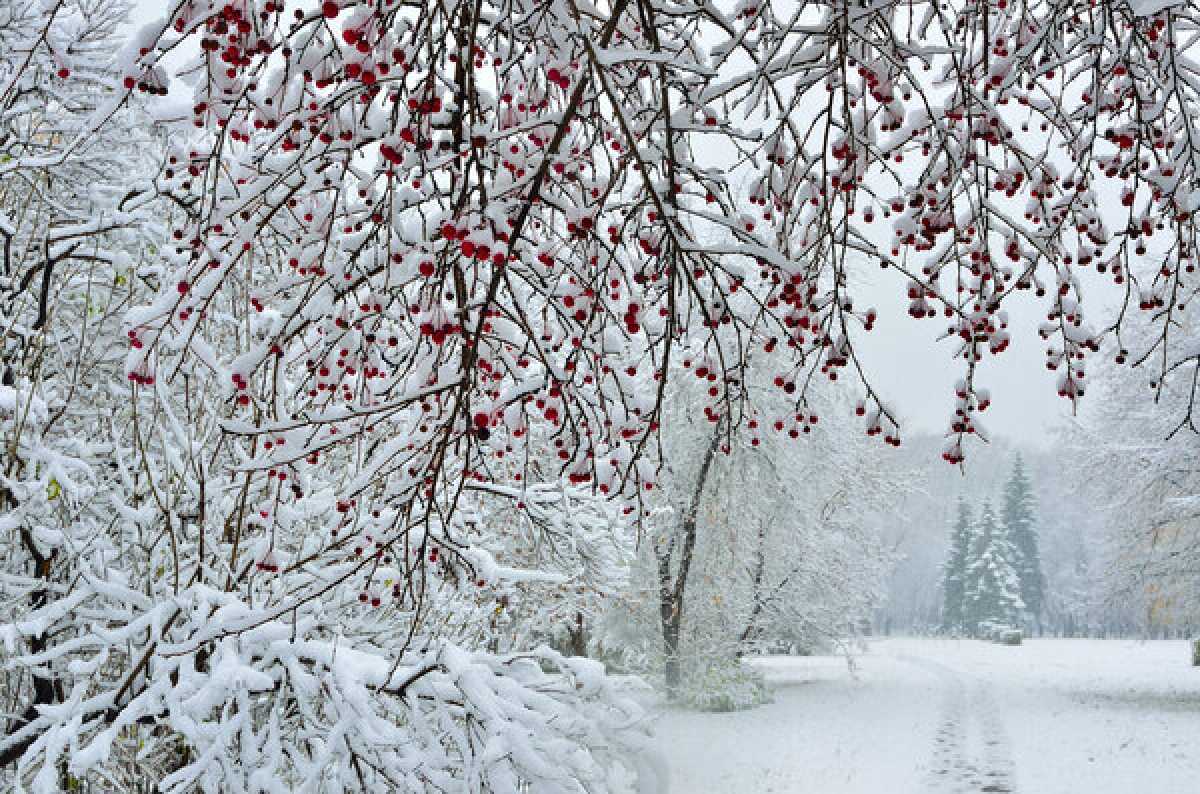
[6,0,1200,790]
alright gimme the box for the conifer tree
[940,499,973,635]
[1001,455,1046,628]
[964,500,1025,635]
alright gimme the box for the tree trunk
[656,419,724,699]
[567,611,587,657]
[662,620,681,694]
[736,520,768,655]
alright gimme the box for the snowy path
[654,638,1200,794]
[902,654,1015,793]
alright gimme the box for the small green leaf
[46,478,61,500]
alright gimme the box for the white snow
[1128,0,1187,16]
[654,638,1200,793]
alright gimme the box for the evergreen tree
[1001,455,1046,627]
[940,499,973,634]
[964,500,1025,634]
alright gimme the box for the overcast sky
[858,278,1081,446]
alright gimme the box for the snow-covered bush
[678,657,771,713]
[1,0,163,785]
[468,481,635,658]
[998,629,1024,645]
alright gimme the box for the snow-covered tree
[600,374,898,701]
[682,378,893,691]
[0,0,164,784]
[11,0,1200,787]
[964,500,1025,634]
[470,479,635,658]
[1061,315,1200,638]
[1042,524,1100,637]
[940,498,973,635]
[1000,454,1045,629]
[3,4,660,792]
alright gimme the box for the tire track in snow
[897,654,1016,794]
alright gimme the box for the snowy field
[653,638,1200,794]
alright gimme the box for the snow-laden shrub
[678,657,771,713]
[998,629,1024,645]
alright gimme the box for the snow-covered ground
[654,638,1200,793]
